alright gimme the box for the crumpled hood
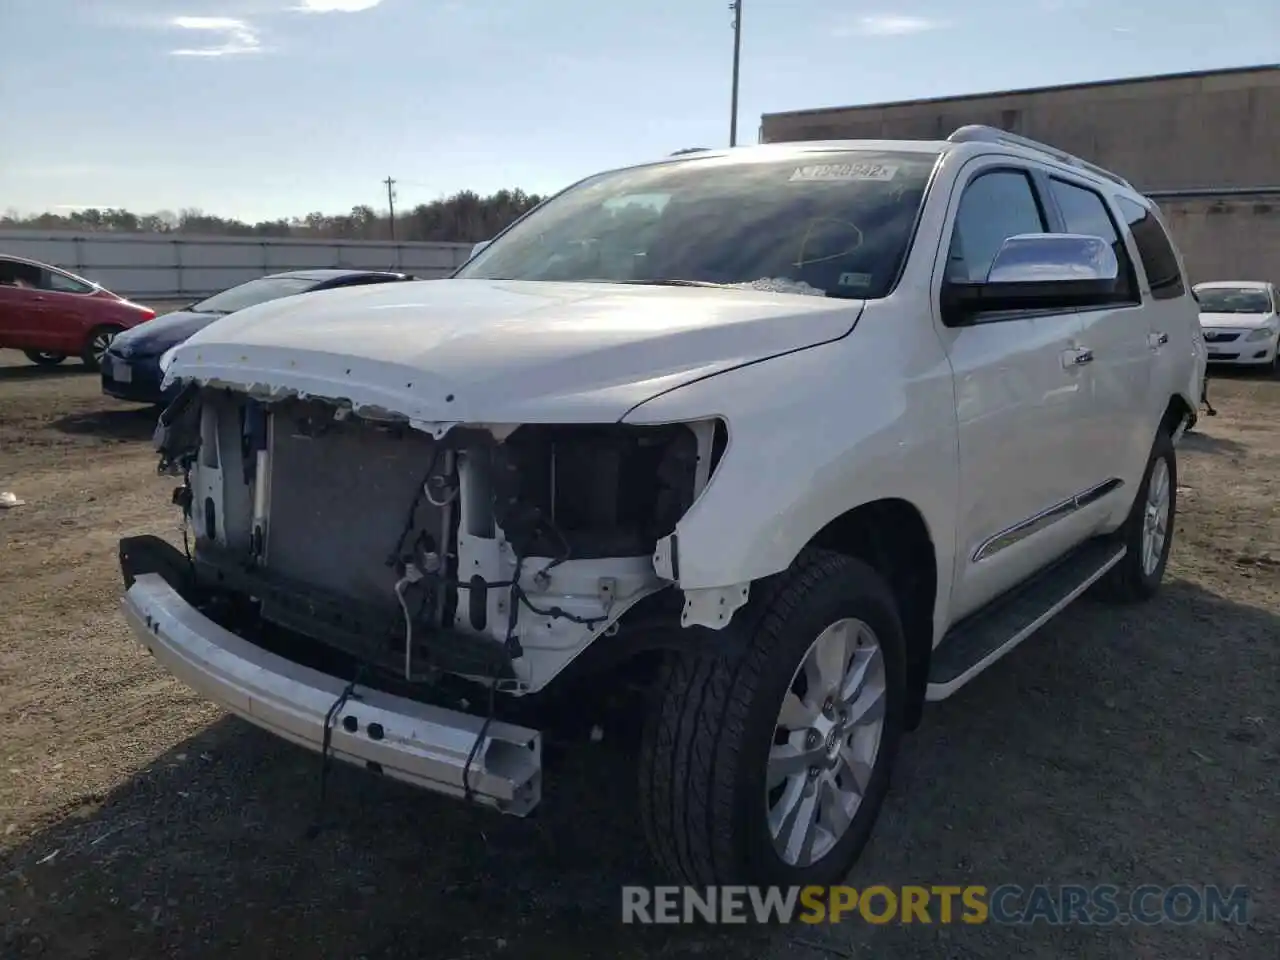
[168,278,862,425]
[113,309,221,357]
[1199,310,1277,331]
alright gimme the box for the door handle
[1149,331,1169,349]
[1062,347,1094,368]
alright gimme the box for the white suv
[121,125,1205,888]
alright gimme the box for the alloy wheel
[767,617,887,868]
[90,330,117,364]
[1141,457,1171,576]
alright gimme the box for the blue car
[101,268,414,406]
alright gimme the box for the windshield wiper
[584,278,730,289]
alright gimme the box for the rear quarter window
[1116,196,1186,300]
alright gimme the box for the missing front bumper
[120,572,542,815]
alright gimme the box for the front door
[932,160,1101,621]
[0,259,48,348]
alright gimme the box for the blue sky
[2,0,1277,223]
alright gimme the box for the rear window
[191,276,318,314]
[1115,196,1186,300]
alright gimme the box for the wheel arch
[1161,391,1196,438]
[807,497,938,731]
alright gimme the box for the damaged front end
[141,382,723,691]
[121,380,725,812]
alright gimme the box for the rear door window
[1047,177,1139,302]
[41,268,96,295]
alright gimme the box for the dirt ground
[1,343,1277,960]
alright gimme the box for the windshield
[190,276,319,314]
[456,150,940,299]
[1195,287,1273,314]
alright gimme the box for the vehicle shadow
[50,407,158,443]
[0,362,92,383]
[1205,365,1279,382]
[1180,430,1248,457]
[2,580,1276,959]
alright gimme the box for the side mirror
[941,233,1121,326]
[470,240,492,259]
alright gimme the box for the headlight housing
[1245,326,1278,342]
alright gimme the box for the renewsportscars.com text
[621,884,1250,926]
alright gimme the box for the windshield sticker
[789,162,899,183]
[837,272,873,288]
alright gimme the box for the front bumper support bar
[121,573,542,815]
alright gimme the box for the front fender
[622,320,959,637]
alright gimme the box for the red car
[0,254,157,370]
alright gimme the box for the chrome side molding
[972,477,1124,562]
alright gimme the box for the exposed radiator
[263,415,444,607]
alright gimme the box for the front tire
[81,326,122,372]
[1099,428,1177,602]
[638,550,906,886]
[24,351,67,366]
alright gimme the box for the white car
[120,125,1204,888]
[1194,280,1280,370]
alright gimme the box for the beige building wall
[1158,196,1280,285]
[759,66,1280,282]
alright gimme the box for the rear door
[36,266,101,352]
[1041,174,1154,497]
[1113,196,1199,436]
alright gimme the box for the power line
[383,176,397,241]
[729,0,743,147]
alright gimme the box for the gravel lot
[1,345,1277,959]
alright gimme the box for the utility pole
[729,0,743,146]
[384,176,397,241]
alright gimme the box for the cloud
[292,0,383,11]
[839,14,946,36]
[169,16,262,56]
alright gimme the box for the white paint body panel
[165,279,861,426]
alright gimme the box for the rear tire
[638,549,906,886]
[24,351,67,366]
[1098,428,1177,603]
[81,326,122,372]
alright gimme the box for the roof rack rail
[946,124,1134,190]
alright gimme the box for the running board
[926,538,1126,700]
